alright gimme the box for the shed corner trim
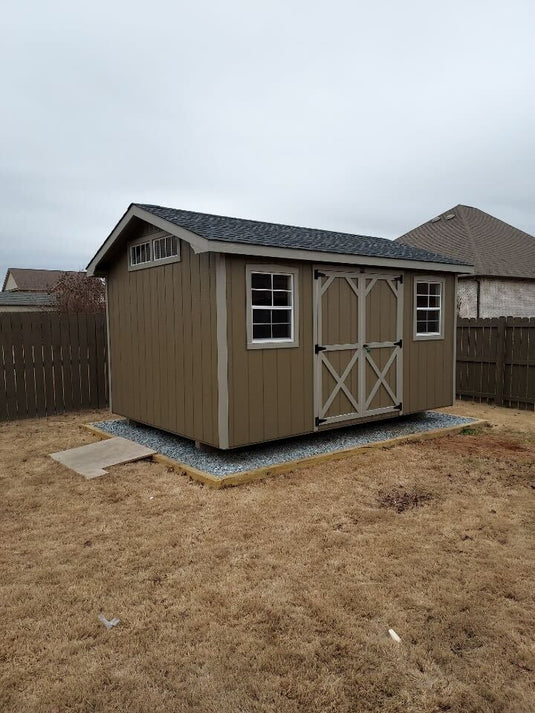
[216,253,229,449]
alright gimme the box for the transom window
[153,235,179,261]
[246,266,299,348]
[128,231,181,270]
[130,241,151,266]
[415,279,443,337]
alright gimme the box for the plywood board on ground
[50,436,156,479]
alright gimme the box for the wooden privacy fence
[456,317,535,410]
[0,312,108,421]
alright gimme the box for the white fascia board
[87,204,474,276]
[193,239,474,274]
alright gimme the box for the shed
[87,204,473,450]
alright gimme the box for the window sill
[413,333,445,341]
[128,256,181,272]
[247,339,299,350]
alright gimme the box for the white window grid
[416,281,442,335]
[130,241,151,266]
[153,235,179,261]
[251,272,294,342]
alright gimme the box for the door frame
[313,266,404,430]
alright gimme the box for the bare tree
[50,272,105,313]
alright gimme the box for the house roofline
[87,204,474,277]
[459,272,535,281]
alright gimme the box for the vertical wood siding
[226,263,455,447]
[107,236,219,446]
[402,272,455,413]
[226,256,314,448]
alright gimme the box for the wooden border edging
[82,417,489,488]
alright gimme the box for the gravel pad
[92,411,476,478]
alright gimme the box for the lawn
[0,404,534,713]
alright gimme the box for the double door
[314,269,403,427]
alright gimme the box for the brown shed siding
[402,272,455,413]
[226,261,455,448]
[226,256,314,448]
[107,234,219,446]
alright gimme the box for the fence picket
[41,315,56,415]
[31,314,47,417]
[11,316,28,418]
[60,314,75,411]
[0,316,16,419]
[94,313,108,407]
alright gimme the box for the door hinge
[314,269,326,279]
[396,274,403,283]
[394,338,402,348]
[315,344,327,354]
[315,416,327,427]
[395,402,402,410]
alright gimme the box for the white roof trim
[87,204,474,276]
[87,205,209,275]
[190,238,473,273]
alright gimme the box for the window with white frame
[130,241,151,267]
[415,279,443,337]
[153,235,179,261]
[247,267,299,348]
[128,232,181,270]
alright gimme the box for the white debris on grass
[389,628,402,643]
[98,614,120,630]
[92,411,476,479]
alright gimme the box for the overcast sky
[1,0,534,279]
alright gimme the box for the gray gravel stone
[92,411,476,478]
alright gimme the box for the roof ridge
[456,205,482,272]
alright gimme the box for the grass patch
[0,408,534,712]
[377,487,433,513]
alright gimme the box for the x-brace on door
[313,269,403,428]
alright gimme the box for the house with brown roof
[396,205,535,318]
[2,268,84,292]
[0,268,84,313]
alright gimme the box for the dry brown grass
[1,404,534,713]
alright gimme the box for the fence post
[495,317,506,406]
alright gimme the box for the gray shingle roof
[0,291,56,307]
[136,204,471,266]
[396,205,535,279]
